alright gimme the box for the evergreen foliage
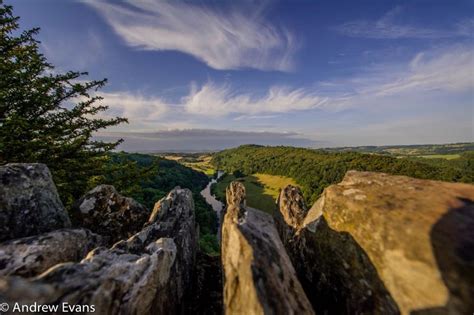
[0,3,126,206]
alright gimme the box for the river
[200,170,225,236]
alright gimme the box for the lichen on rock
[275,171,474,315]
[70,184,150,244]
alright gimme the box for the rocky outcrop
[0,187,198,314]
[221,181,314,315]
[277,186,308,229]
[0,228,104,277]
[276,171,474,315]
[0,163,71,241]
[71,184,150,244]
[275,185,398,315]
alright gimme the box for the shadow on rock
[275,185,400,315]
[412,198,474,315]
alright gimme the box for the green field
[163,154,215,176]
[417,154,461,160]
[213,173,296,213]
[324,142,474,157]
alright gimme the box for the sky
[9,0,474,151]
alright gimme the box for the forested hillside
[103,152,219,254]
[212,145,474,203]
[323,142,474,156]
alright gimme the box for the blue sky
[10,0,474,151]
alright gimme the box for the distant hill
[322,142,474,157]
[212,145,474,204]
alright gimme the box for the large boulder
[276,171,474,315]
[275,185,398,315]
[71,185,150,244]
[221,181,314,315]
[0,163,71,241]
[0,228,104,277]
[0,187,198,314]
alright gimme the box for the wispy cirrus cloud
[371,48,473,96]
[97,91,169,121]
[85,0,297,71]
[94,45,472,126]
[335,6,474,39]
[182,45,472,117]
[184,82,328,117]
[345,46,474,98]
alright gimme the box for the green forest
[104,152,220,254]
[212,145,474,204]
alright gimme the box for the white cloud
[97,91,169,121]
[233,115,280,121]
[335,6,473,39]
[88,45,472,132]
[355,46,474,97]
[86,0,297,71]
[181,46,473,118]
[183,82,328,116]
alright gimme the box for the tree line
[212,145,474,204]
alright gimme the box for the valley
[211,173,296,213]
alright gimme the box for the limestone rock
[71,184,150,244]
[226,181,246,208]
[277,171,474,315]
[275,185,398,315]
[0,228,104,277]
[277,185,308,229]
[0,187,198,314]
[0,163,71,241]
[221,181,314,315]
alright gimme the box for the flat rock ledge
[221,181,314,315]
[0,187,198,315]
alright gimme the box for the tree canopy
[212,145,474,204]
[0,3,126,206]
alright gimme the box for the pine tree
[0,2,127,206]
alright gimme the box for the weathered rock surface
[221,181,314,315]
[276,185,398,315]
[0,163,71,241]
[276,171,474,315]
[71,184,150,244]
[0,187,198,315]
[0,228,104,277]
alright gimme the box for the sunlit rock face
[221,181,314,315]
[0,163,71,241]
[276,171,474,315]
